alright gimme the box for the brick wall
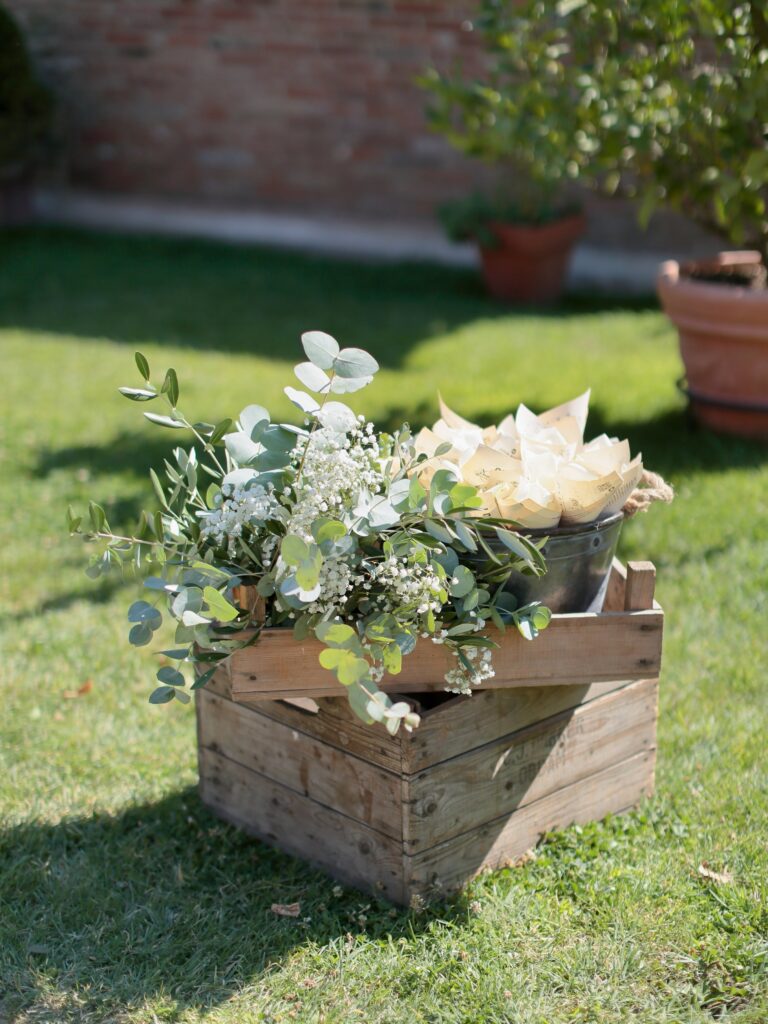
[8,0,493,219]
[8,0,719,253]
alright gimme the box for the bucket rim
[506,509,625,539]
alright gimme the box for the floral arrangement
[70,333,552,733]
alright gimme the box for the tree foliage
[422,0,768,257]
[0,4,52,178]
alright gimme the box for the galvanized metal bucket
[490,511,624,614]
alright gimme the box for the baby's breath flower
[287,426,384,541]
[444,647,495,696]
[198,482,285,557]
[368,554,446,618]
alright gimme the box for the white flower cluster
[287,422,383,540]
[444,647,496,696]
[304,557,354,616]
[367,555,446,616]
[198,481,284,557]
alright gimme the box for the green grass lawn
[1,228,767,1024]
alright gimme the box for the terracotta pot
[657,252,768,440]
[478,214,585,304]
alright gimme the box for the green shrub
[0,4,52,178]
[422,0,768,261]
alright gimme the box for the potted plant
[438,191,585,304]
[0,4,52,225]
[424,1,768,437]
[421,47,589,304]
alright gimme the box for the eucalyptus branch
[84,530,159,548]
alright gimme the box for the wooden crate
[196,560,662,905]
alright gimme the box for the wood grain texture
[238,689,405,774]
[197,689,403,838]
[199,745,406,903]
[404,679,638,774]
[204,665,408,772]
[229,608,663,701]
[404,679,658,851]
[404,750,656,898]
[603,558,627,612]
[624,561,657,611]
[203,664,233,701]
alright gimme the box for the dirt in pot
[685,262,767,290]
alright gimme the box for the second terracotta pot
[479,214,586,304]
[657,252,768,440]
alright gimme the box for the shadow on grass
[36,431,181,483]
[25,576,129,620]
[0,787,469,1021]
[1,227,656,368]
[35,403,768,496]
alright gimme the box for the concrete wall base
[35,188,678,296]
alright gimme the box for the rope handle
[622,469,674,518]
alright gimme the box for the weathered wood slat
[404,678,657,851]
[404,750,655,897]
[230,607,663,701]
[204,665,233,700]
[197,689,403,838]
[237,692,404,775]
[199,746,406,903]
[405,678,637,774]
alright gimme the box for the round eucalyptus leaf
[294,361,331,393]
[284,386,320,415]
[281,534,309,565]
[129,623,153,647]
[157,666,186,687]
[301,330,339,370]
[172,587,203,618]
[223,431,262,466]
[149,685,175,704]
[250,449,288,472]
[279,575,321,606]
[317,401,357,432]
[239,404,270,437]
[449,565,476,598]
[143,576,169,591]
[333,347,379,379]
[181,609,211,627]
[127,600,162,630]
[221,468,257,490]
[258,424,297,452]
[329,375,373,394]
